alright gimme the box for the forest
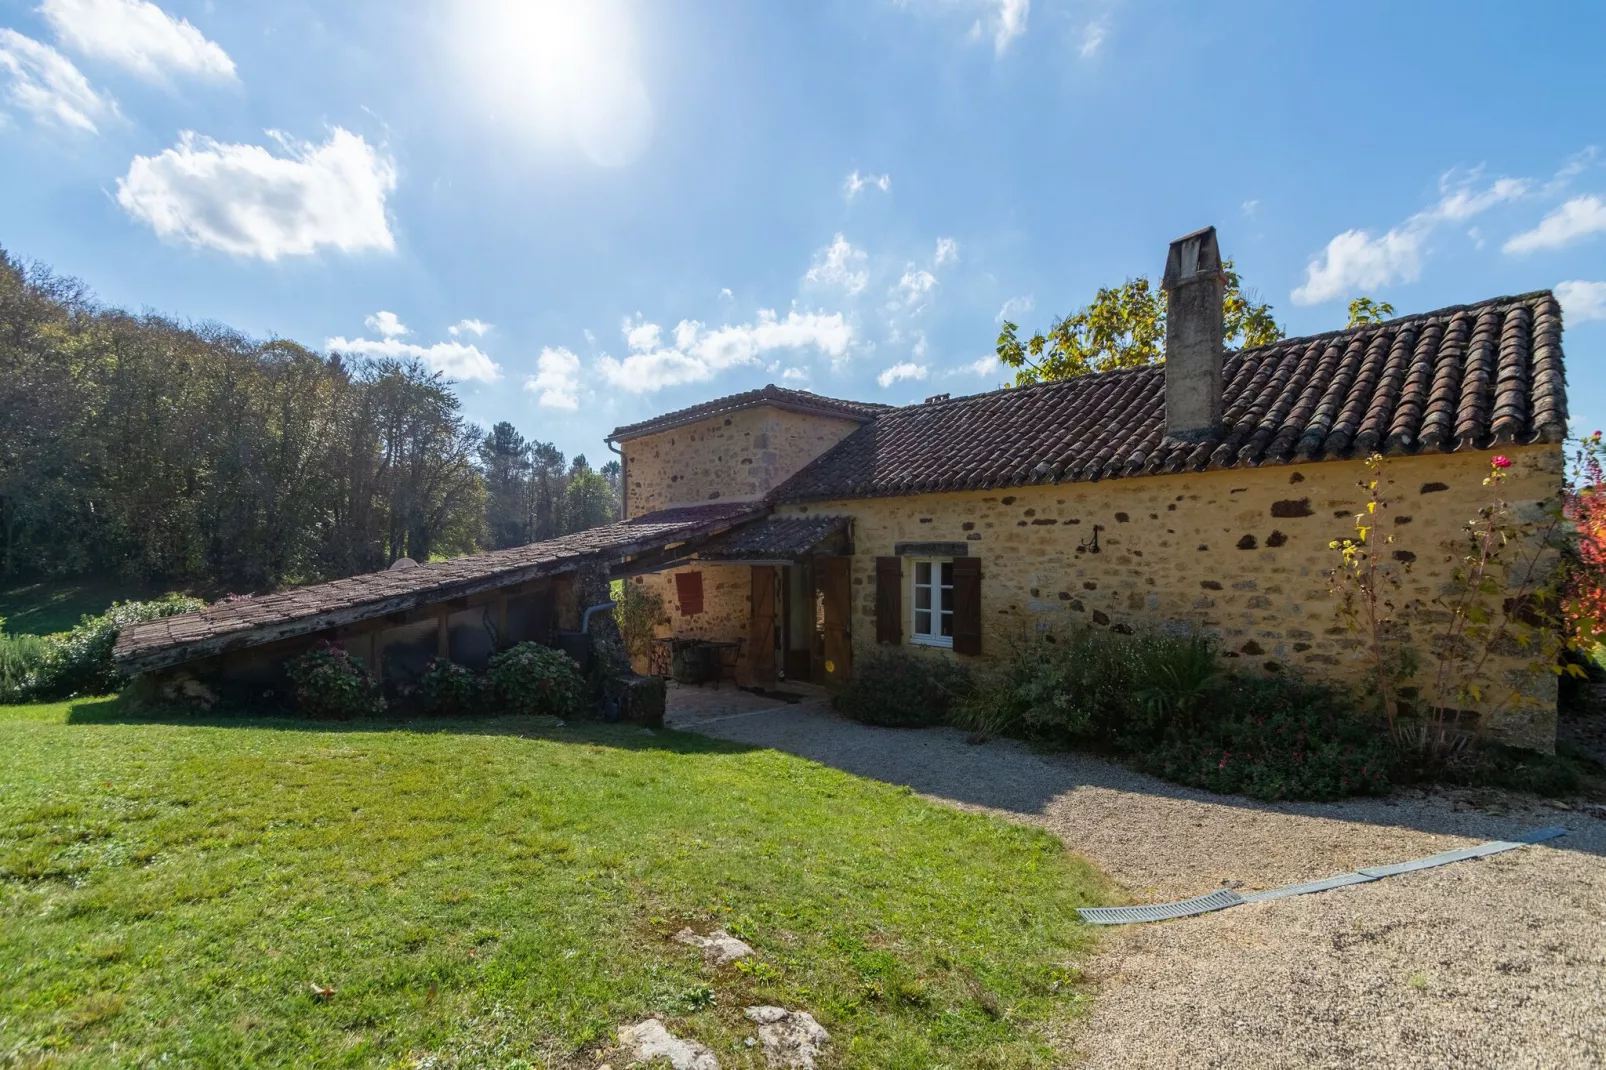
[0,247,619,594]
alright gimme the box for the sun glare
[453,0,653,168]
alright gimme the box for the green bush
[1132,674,1394,801]
[286,641,386,720]
[28,594,206,700]
[1450,740,1598,797]
[417,657,485,718]
[955,626,1395,800]
[952,627,1138,744]
[0,622,52,703]
[614,580,664,666]
[485,642,584,718]
[832,650,971,728]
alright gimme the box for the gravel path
[670,691,1606,1069]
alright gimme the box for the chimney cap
[1161,226,1223,291]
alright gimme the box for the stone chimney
[1160,226,1225,443]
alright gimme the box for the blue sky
[2,0,1603,462]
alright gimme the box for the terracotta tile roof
[692,516,849,560]
[773,291,1566,502]
[113,502,763,674]
[608,383,889,442]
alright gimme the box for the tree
[995,259,1283,384]
[525,441,567,541]
[1346,297,1397,327]
[563,456,616,533]
[479,421,532,549]
[0,245,490,590]
[601,458,623,516]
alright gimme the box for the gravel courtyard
[669,686,1606,1069]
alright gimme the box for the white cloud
[597,309,855,393]
[805,233,869,295]
[877,361,928,388]
[41,0,234,82]
[524,346,581,410]
[116,128,397,260]
[781,366,810,383]
[0,29,117,132]
[992,0,1029,53]
[365,310,408,338]
[1241,199,1260,218]
[583,328,597,346]
[718,287,733,301]
[954,355,1003,377]
[1543,147,1598,195]
[1078,18,1106,57]
[1291,227,1426,307]
[902,0,1028,54]
[1292,169,1530,305]
[894,265,937,307]
[842,170,891,199]
[1503,195,1606,255]
[934,236,959,265]
[1557,280,1606,323]
[326,333,501,383]
[996,294,1034,322]
[447,318,490,338]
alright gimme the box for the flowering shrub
[28,593,207,699]
[485,642,584,718]
[1563,432,1606,657]
[1133,675,1394,801]
[417,657,485,717]
[0,622,52,703]
[950,626,1391,799]
[285,641,386,720]
[1328,453,1576,767]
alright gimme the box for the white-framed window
[910,558,954,647]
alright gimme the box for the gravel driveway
[669,688,1606,1069]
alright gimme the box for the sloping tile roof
[114,502,764,674]
[692,516,849,560]
[608,384,889,442]
[774,291,1566,502]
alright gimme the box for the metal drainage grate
[1078,888,1245,925]
[1077,826,1569,925]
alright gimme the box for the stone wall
[622,405,864,517]
[777,444,1565,749]
[630,564,755,678]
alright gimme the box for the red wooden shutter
[951,557,982,655]
[875,556,902,644]
[675,571,704,616]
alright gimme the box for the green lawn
[0,578,194,636]
[0,699,1109,1068]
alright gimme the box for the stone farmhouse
[115,227,1569,749]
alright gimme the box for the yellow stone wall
[622,405,864,517]
[778,444,1565,749]
[628,564,754,676]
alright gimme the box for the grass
[0,577,191,636]
[0,698,1109,1068]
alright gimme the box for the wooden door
[818,556,853,687]
[748,566,778,688]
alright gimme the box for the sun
[452,0,653,168]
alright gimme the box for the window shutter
[675,571,704,616]
[952,557,982,655]
[874,556,902,644]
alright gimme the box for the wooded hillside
[0,248,618,593]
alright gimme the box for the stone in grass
[672,927,754,966]
[743,1006,830,1069]
[616,1018,719,1070]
